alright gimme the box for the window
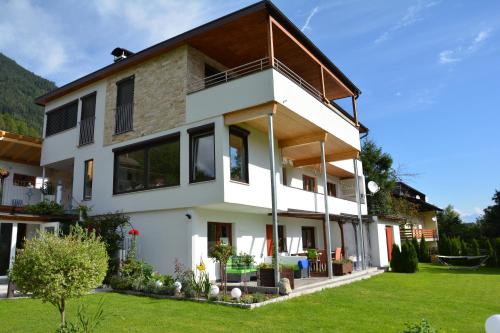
[229,126,249,183]
[115,76,134,134]
[266,224,287,255]
[302,175,316,192]
[301,226,316,250]
[83,159,93,200]
[207,222,232,254]
[188,123,215,183]
[204,64,221,78]
[79,92,96,146]
[282,167,287,186]
[45,100,78,136]
[113,133,180,194]
[327,182,337,197]
[13,174,35,187]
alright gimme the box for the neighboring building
[35,1,378,279]
[0,130,60,279]
[393,182,441,249]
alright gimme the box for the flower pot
[258,267,295,289]
[333,262,353,276]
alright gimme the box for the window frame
[229,125,249,184]
[83,159,94,201]
[79,92,97,146]
[302,174,317,192]
[45,100,79,137]
[327,182,337,197]
[188,123,215,184]
[115,75,135,135]
[112,132,181,195]
[301,226,316,250]
[207,222,232,254]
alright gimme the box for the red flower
[128,228,140,236]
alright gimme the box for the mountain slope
[0,53,57,137]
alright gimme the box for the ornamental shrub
[24,200,64,215]
[450,237,461,256]
[438,236,450,255]
[10,226,108,329]
[471,239,481,256]
[418,235,430,263]
[399,319,440,333]
[460,239,469,256]
[390,243,402,272]
[399,242,419,273]
[412,238,420,261]
[486,239,496,267]
[496,238,500,267]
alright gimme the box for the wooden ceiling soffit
[278,132,327,148]
[269,16,354,98]
[293,150,359,167]
[224,102,277,125]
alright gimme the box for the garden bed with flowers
[109,231,278,308]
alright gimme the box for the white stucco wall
[369,217,401,267]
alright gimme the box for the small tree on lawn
[460,239,469,256]
[208,243,234,294]
[486,239,496,267]
[419,235,430,263]
[400,242,418,273]
[438,235,451,255]
[9,226,108,329]
[390,243,401,272]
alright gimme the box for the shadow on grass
[421,264,500,276]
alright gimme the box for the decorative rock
[174,281,182,294]
[279,278,292,295]
[230,287,242,300]
[209,285,220,297]
[486,315,500,333]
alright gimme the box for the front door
[385,226,394,261]
[0,223,13,276]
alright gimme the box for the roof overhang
[35,1,361,106]
[0,131,42,166]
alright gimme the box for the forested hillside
[0,53,57,137]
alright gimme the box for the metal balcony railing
[115,103,134,135]
[187,57,324,101]
[79,117,95,146]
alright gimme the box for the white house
[34,1,397,280]
[0,130,59,279]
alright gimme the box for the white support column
[267,112,280,286]
[8,222,18,271]
[41,167,46,202]
[320,140,333,279]
[353,159,366,270]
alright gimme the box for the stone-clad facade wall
[103,45,225,146]
[104,46,188,146]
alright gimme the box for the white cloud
[0,0,70,76]
[473,207,483,215]
[438,28,493,65]
[375,0,440,43]
[301,6,319,32]
[92,0,228,45]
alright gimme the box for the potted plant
[333,258,353,276]
[41,182,56,202]
[257,263,295,289]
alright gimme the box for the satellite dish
[367,181,380,194]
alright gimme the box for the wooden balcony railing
[79,117,95,146]
[115,103,133,135]
[401,228,437,240]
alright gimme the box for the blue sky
[1,0,499,221]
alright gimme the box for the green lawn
[1,264,499,332]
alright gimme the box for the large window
[188,123,215,183]
[45,100,78,136]
[113,133,180,194]
[13,174,35,187]
[115,76,134,134]
[301,226,316,250]
[229,126,249,183]
[83,159,93,200]
[207,222,232,254]
[303,175,316,192]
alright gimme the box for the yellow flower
[196,258,206,272]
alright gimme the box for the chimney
[111,47,135,63]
